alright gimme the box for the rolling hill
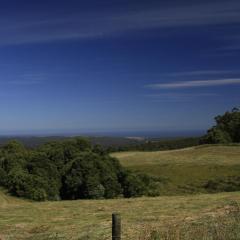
[1,145,240,239]
[112,144,240,195]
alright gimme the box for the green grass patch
[112,145,240,195]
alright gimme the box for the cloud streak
[163,70,238,77]
[146,93,218,98]
[145,93,219,102]
[0,1,240,45]
[147,78,240,89]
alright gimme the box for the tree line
[106,137,201,152]
[0,138,161,201]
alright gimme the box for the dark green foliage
[61,153,123,199]
[27,152,61,200]
[0,167,7,186]
[0,140,28,173]
[120,171,147,197]
[204,176,240,193]
[201,107,240,144]
[202,128,232,144]
[138,174,162,197]
[119,171,161,198]
[0,138,160,201]
[7,168,48,201]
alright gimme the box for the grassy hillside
[112,145,240,195]
[1,189,240,239]
[1,145,240,239]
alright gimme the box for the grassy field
[1,188,240,239]
[112,145,240,195]
[1,145,240,239]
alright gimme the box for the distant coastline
[0,129,204,139]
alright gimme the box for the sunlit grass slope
[1,189,240,239]
[112,145,240,195]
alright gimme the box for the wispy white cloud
[147,78,240,89]
[145,92,218,102]
[146,93,218,98]
[0,1,240,45]
[164,70,237,77]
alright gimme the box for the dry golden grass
[139,201,240,240]
[1,189,240,239]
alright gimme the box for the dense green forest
[0,138,161,201]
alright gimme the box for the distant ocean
[0,130,205,139]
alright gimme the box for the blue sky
[0,0,240,135]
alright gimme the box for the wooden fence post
[112,213,121,240]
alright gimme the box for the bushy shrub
[202,128,232,144]
[61,153,123,199]
[119,171,161,198]
[204,177,240,193]
[6,168,48,201]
